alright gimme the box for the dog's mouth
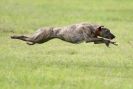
[105,35,115,40]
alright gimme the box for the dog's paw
[11,36,16,39]
[110,41,118,46]
[11,35,20,39]
[26,42,35,45]
[104,40,110,47]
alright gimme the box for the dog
[11,23,117,47]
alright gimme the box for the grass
[0,0,133,89]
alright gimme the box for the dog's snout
[111,34,115,39]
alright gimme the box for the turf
[0,0,133,89]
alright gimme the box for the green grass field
[0,0,133,89]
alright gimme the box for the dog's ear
[94,25,104,37]
[97,26,104,31]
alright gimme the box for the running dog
[11,23,117,47]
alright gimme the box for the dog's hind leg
[11,35,35,45]
[11,28,54,45]
[11,35,29,41]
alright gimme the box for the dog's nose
[111,35,115,39]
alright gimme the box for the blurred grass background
[0,0,133,89]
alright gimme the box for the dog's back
[55,23,97,43]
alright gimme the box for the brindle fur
[11,23,117,47]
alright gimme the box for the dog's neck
[90,28,101,38]
[94,29,101,37]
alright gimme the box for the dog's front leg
[91,38,117,46]
[86,38,113,47]
[82,29,107,45]
[86,38,104,43]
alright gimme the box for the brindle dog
[11,23,117,47]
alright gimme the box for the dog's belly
[58,30,84,43]
[63,34,84,43]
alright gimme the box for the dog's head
[95,26,115,39]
